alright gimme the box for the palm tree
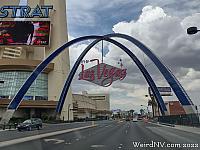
[148,96,157,117]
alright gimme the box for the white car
[132,118,138,122]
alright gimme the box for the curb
[149,122,174,128]
[149,122,200,135]
[0,129,16,132]
[158,122,175,127]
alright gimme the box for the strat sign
[78,59,127,87]
[0,5,53,18]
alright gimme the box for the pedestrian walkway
[174,124,200,134]
[0,129,16,132]
[149,122,200,135]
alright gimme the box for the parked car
[17,118,42,131]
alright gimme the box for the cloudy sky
[67,0,200,112]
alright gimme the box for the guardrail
[158,114,200,127]
[0,123,17,130]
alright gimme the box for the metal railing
[0,123,18,130]
[158,114,200,127]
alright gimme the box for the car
[17,118,42,131]
[132,118,138,122]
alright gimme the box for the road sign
[148,87,172,96]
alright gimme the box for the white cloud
[138,6,167,23]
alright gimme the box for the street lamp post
[199,105,200,124]
[187,27,200,35]
[196,105,200,124]
[187,27,200,124]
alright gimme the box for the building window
[35,96,48,100]
[0,96,9,99]
[0,71,48,100]
[23,96,34,100]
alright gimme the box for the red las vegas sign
[78,59,127,87]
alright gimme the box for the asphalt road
[1,120,200,150]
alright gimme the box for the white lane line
[125,130,128,134]
[118,146,122,149]
[118,143,123,149]
[0,125,97,148]
[104,124,113,128]
[91,145,105,148]
[65,142,71,145]
[44,138,65,144]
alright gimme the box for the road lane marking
[125,130,128,134]
[105,125,112,128]
[91,145,105,148]
[44,138,65,144]
[65,142,71,145]
[0,125,97,148]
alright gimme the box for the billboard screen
[0,21,50,46]
[148,87,172,96]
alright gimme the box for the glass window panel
[0,71,48,100]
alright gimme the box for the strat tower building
[0,0,73,121]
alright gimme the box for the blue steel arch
[7,35,103,110]
[104,33,195,113]
[56,38,167,115]
[7,34,167,115]
[6,33,195,117]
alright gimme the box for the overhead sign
[0,5,53,18]
[148,87,172,96]
[0,21,50,46]
[78,59,127,87]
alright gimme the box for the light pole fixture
[187,27,200,35]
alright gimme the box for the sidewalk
[149,122,200,135]
[0,129,16,132]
